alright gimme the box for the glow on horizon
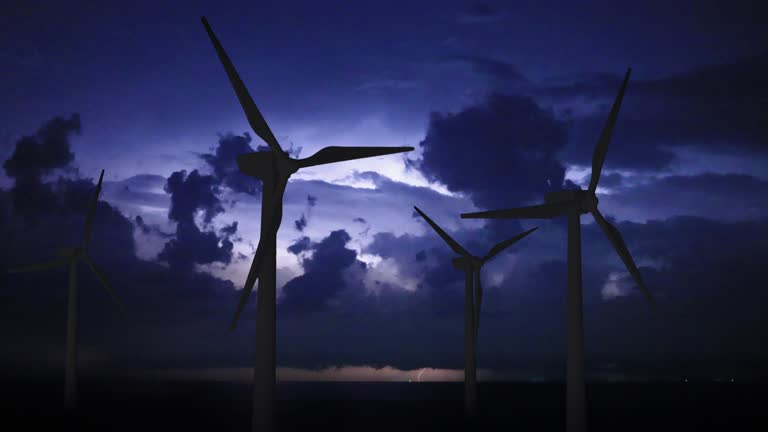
[143,366,499,383]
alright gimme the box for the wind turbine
[7,169,125,409]
[413,206,536,417]
[460,68,655,432]
[201,17,413,432]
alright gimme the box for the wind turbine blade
[591,208,655,306]
[474,270,482,341]
[482,227,538,262]
[413,206,471,257]
[7,259,67,274]
[297,146,413,168]
[461,202,573,220]
[201,17,284,155]
[231,176,290,330]
[588,68,631,193]
[83,169,104,247]
[230,241,264,330]
[83,256,125,313]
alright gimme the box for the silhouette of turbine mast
[413,206,536,418]
[201,16,413,432]
[7,169,125,409]
[461,68,654,432]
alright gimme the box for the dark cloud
[279,230,363,314]
[3,114,79,181]
[287,236,312,255]
[294,214,308,232]
[417,92,568,210]
[164,169,223,225]
[158,220,234,271]
[293,194,318,233]
[200,132,263,195]
[353,217,367,224]
[159,170,235,271]
[549,53,768,170]
[2,114,81,221]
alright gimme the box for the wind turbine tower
[202,17,413,432]
[461,69,655,432]
[8,169,125,409]
[413,206,536,417]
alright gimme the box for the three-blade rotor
[460,68,653,307]
[414,206,537,339]
[7,169,125,312]
[202,17,413,329]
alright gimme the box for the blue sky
[1,0,767,381]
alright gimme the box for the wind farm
[461,68,654,432]
[2,4,767,432]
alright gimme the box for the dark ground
[1,376,766,431]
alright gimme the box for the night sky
[1,0,767,382]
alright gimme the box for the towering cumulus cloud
[279,230,364,314]
[418,93,567,210]
[158,169,235,271]
[2,114,81,220]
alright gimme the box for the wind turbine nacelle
[236,152,275,180]
[452,256,481,271]
[544,189,598,214]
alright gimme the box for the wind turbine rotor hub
[545,189,584,204]
[471,257,483,270]
[452,256,483,271]
[236,152,276,180]
[581,193,599,213]
[451,256,471,271]
[275,154,300,175]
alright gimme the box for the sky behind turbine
[1,0,767,381]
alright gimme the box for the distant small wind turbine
[201,17,413,432]
[413,206,536,417]
[461,69,655,432]
[7,169,125,409]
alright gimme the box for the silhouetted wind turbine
[201,17,413,432]
[413,206,536,417]
[461,68,654,432]
[7,169,124,409]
